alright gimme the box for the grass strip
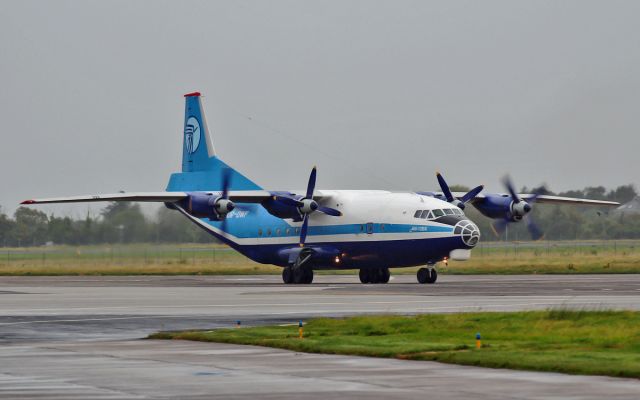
[149,310,640,379]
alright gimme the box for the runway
[1,274,639,399]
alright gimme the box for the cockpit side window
[427,210,434,219]
[444,209,454,215]
[433,209,444,217]
[453,209,463,215]
[414,210,422,218]
[420,210,429,219]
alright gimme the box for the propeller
[273,167,342,247]
[492,176,544,241]
[435,172,484,210]
[213,168,235,232]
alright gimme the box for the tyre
[417,267,429,284]
[380,268,390,284]
[282,267,294,284]
[359,268,370,284]
[303,268,314,284]
[426,268,437,284]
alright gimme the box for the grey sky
[1,1,639,216]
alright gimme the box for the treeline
[0,184,638,247]
[0,203,212,247]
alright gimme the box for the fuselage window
[433,209,444,217]
[381,224,385,231]
[295,227,300,234]
[267,228,272,236]
[414,210,422,218]
[258,229,263,236]
[420,210,429,219]
[276,228,281,236]
[360,224,364,232]
[286,228,291,235]
[444,209,454,215]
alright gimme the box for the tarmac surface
[1,274,640,399]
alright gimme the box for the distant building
[613,196,640,217]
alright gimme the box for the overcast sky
[1,1,639,216]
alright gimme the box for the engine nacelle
[510,201,531,221]
[184,193,235,220]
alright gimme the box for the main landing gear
[359,267,390,284]
[282,249,314,284]
[417,266,437,284]
[282,266,313,284]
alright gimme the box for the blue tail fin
[182,92,215,172]
[166,92,261,192]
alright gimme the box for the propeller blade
[502,176,521,203]
[491,219,509,238]
[460,185,484,204]
[317,206,342,217]
[436,172,454,203]
[274,195,303,208]
[526,216,544,241]
[221,168,232,199]
[306,167,317,199]
[299,214,309,246]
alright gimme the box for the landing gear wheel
[293,267,314,284]
[379,268,390,284]
[282,267,294,284]
[417,267,429,284]
[426,268,437,284]
[359,268,370,284]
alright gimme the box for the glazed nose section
[454,220,480,247]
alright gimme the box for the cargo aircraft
[22,92,618,284]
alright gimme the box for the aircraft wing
[21,190,331,205]
[21,192,190,204]
[450,192,619,206]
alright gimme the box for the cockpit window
[453,209,463,215]
[427,210,434,219]
[433,209,444,217]
[444,209,454,215]
[420,210,429,219]
[414,210,422,218]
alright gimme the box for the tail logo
[184,116,201,154]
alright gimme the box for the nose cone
[453,219,480,247]
[523,203,532,213]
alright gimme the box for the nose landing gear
[417,266,437,284]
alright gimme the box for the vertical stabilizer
[182,92,216,172]
[167,92,262,192]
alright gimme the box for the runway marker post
[476,333,481,349]
[299,320,304,339]
[236,320,241,328]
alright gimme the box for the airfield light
[299,320,304,339]
[476,333,482,349]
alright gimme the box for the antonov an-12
[23,92,618,284]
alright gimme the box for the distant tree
[48,215,77,245]
[99,202,149,243]
[607,185,637,204]
[0,207,16,247]
[13,207,48,246]
[583,186,607,200]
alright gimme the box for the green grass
[149,311,640,379]
[0,240,639,275]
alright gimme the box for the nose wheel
[417,266,437,284]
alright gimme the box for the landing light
[443,256,449,266]
[334,256,341,264]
